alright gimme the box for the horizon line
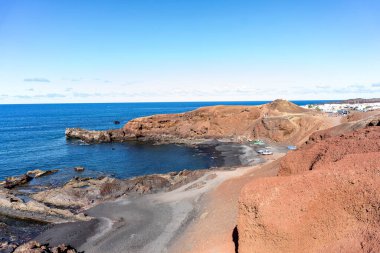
[0,99,343,106]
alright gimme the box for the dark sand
[33,143,286,253]
[34,219,99,248]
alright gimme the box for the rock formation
[31,169,206,210]
[238,126,380,253]
[11,241,78,253]
[0,166,205,225]
[279,126,380,176]
[0,187,89,223]
[73,166,85,172]
[66,100,328,144]
[4,175,32,189]
[342,110,380,123]
[26,169,59,178]
[306,114,380,145]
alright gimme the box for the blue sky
[0,0,379,103]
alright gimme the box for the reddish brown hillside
[238,126,380,253]
[238,164,380,253]
[66,100,332,144]
[306,114,380,144]
[264,99,308,114]
[342,110,380,123]
[121,99,326,143]
[279,127,380,175]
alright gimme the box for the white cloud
[23,78,50,83]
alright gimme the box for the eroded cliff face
[251,114,323,143]
[279,126,380,176]
[306,114,380,145]
[238,126,380,253]
[66,100,327,144]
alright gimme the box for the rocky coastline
[0,168,209,221]
[1,100,330,252]
[0,139,265,252]
[0,167,211,251]
[3,100,375,253]
[0,140,284,253]
[2,125,271,242]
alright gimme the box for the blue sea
[0,100,336,180]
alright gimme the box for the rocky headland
[66,100,331,145]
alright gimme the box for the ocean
[0,100,335,180]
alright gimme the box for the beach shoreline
[1,100,345,252]
[0,140,272,246]
[33,152,284,253]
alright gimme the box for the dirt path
[168,154,284,253]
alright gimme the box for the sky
[0,0,379,104]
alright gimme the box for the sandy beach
[33,148,285,253]
[168,154,284,253]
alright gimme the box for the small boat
[253,140,265,145]
[261,149,273,155]
[257,149,265,154]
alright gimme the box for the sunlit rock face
[66,100,326,144]
[238,126,380,253]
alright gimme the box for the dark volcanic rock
[4,175,32,189]
[0,241,17,253]
[0,186,89,223]
[0,168,207,228]
[13,241,78,253]
[123,175,171,194]
[73,167,85,172]
[65,128,127,143]
[31,169,207,209]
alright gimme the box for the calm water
[0,101,335,180]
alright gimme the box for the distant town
[303,98,380,115]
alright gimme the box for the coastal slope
[238,126,380,253]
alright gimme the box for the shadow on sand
[232,225,239,253]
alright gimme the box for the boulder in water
[26,169,59,178]
[4,175,32,189]
[73,166,85,172]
